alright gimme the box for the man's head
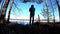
[31,5,34,8]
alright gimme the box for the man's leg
[32,16,34,23]
[30,15,31,25]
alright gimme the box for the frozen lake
[9,19,59,25]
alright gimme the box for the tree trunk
[50,0,55,23]
[7,0,14,22]
[0,0,10,23]
[38,15,40,22]
[45,0,50,23]
[56,0,60,22]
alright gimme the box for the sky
[0,0,60,21]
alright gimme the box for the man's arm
[34,8,35,12]
[29,8,31,12]
[29,8,32,12]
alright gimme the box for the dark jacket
[29,5,35,16]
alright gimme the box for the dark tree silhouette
[38,14,40,22]
[50,0,55,23]
[41,8,52,23]
[0,0,10,23]
[0,0,21,23]
[0,0,2,3]
[23,0,43,4]
[7,0,14,22]
[41,0,53,23]
[56,0,60,22]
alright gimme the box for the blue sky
[0,0,60,21]
[6,0,45,19]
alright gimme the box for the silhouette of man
[29,5,35,24]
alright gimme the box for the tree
[7,0,22,22]
[56,0,60,22]
[1,0,10,20]
[0,0,43,23]
[38,14,40,22]
[41,0,52,23]
[50,0,55,23]
[0,0,21,23]
[0,0,4,17]
[0,0,2,16]
[0,0,2,3]
[41,8,52,23]
[0,0,10,23]
[7,0,14,22]
[23,0,43,4]
[45,0,49,23]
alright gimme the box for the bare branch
[13,2,21,12]
[21,0,43,4]
[13,2,23,16]
[0,0,2,3]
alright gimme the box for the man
[29,5,35,24]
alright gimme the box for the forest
[0,0,60,34]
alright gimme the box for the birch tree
[50,0,55,23]
[41,0,52,23]
[7,0,14,22]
